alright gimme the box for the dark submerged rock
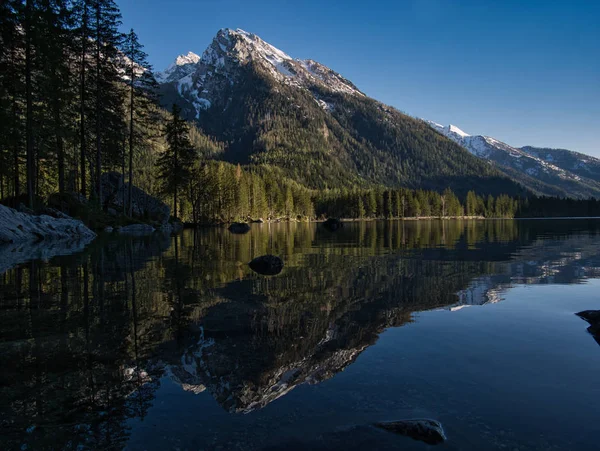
[249,255,284,276]
[373,419,447,445]
[576,310,600,346]
[323,217,343,231]
[117,224,155,235]
[228,222,251,234]
[158,222,183,235]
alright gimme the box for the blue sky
[118,0,599,156]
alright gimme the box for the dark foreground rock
[228,222,251,234]
[101,172,170,224]
[576,310,600,346]
[248,255,284,276]
[0,204,96,273]
[373,419,447,445]
[323,218,343,231]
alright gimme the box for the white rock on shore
[0,204,96,244]
[0,204,97,273]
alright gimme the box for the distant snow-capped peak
[175,51,201,66]
[156,51,201,83]
[426,121,470,140]
[425,119,585,185]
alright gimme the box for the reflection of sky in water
[2,220,600,450]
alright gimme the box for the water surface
[1,220,600,450]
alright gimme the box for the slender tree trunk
[95,4,102,206]
[121,138,125,210]
[128,43,134,218]
[79,4,87,197]
[56,115,65,193]
[9,41,20,199]
[25,0,34,209]
[51,53,65,194]
[174,146,178,219]
[12,104,19,199]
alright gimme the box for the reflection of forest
[1,219,600,449]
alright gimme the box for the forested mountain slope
[158,28,524,197]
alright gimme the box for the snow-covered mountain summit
[155,51,201,83]
[158,28,364,118]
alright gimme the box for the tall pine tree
[123,27,158,216]
[157,104,195,219]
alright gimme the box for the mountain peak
[204,27,293,70]
[424,120,470,139]
[157,51,201,83]
[158,27,365,119]
[424,119,600,198]
[175,51,200,66]
[448,124,470,138]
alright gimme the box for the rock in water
[323,217,343,231]
[101,172,170,224]
[117,224,156,235]
[249,255,284,276]
[228,222,251,234]
[373,419,447,445]
[576,310,600,346]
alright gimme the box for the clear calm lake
[2,219,600,450]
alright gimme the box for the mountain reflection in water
[1,219,600,450]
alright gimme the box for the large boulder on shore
[0,204,96,273]
[0,204,96,245]
[101,172,170,224]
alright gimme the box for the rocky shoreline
[0,204,97,273]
